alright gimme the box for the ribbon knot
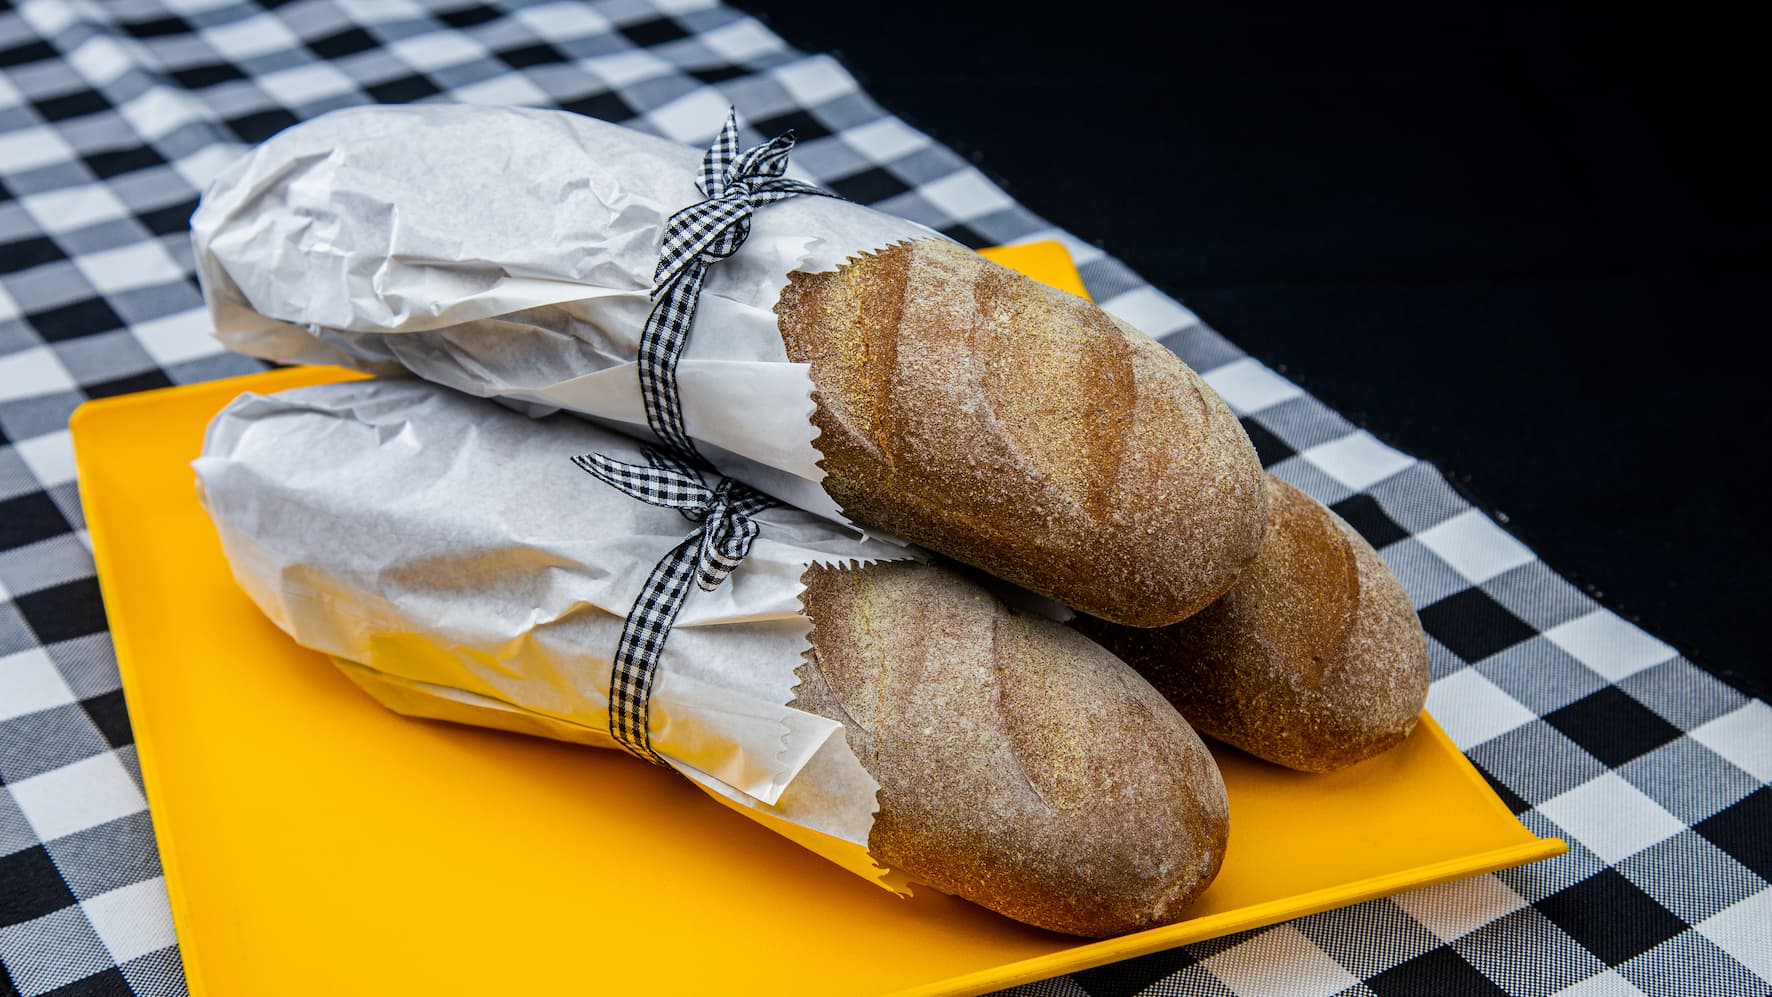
[570,109,827,767]
[639,110,837,462]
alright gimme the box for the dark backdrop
[735,3,1769,699]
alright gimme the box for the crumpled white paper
[194,378,918,890]
[190,103,941,530]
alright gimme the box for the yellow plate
[73,241,1562,996]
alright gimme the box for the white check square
[1538,772,1686,865]
[514,2,613,41]
[66,36,136,88]
[1688,700,1772,783]
[132,307,223,367]
[583,49,672,89]
[1427,668,1537,749]
[9,753,149,842]
[119,87,207,143]
[0,347,77,404]
[388,32,487,72]
[839,116,929,163]
[1695,887,1772,983]
[0,649,77,723]
[13,428,75,488]
[646,88,737,143]
[1301,431,1415,491]
[0,125,77,173]
[1204,357,1305,415]
[1416,508,1536,584]
[1543,610,1676,683]
[1392,873,1526,942]
[772,55,852,108]
[202,13,302,61]
[21,186,131,234]
[256,63,359,106]
[1203,924,1361,997]
[699,18,780,62]
[74,241,186,295]
[450,73,551,108]
[1552,970,1651,997]
[82,877,179,964]
[1100,285,1199,338]
[920,170,1014,223]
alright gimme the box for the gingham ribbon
[571,448,778,765]
[639,109,835,460]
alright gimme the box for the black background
[735,2,1770,700]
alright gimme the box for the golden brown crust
[792,560,1229,937]
[1071,476,1431,772]
[775,239,1267,627]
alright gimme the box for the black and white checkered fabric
[1,2,1766,995]
[571,446,775,764]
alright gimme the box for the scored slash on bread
[776,238,1269,629]
[793,561,1229,938]
[1073,475,1432,773]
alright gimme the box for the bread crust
[1072,476,1431,772]
[775,239,1267,627]
[792,560,1229,937]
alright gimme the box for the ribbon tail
[608,530,704,766]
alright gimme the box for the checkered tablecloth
[1,1,1766,994]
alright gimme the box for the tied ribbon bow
[571,448,778,765]
[574,109,826,766]
[638,109,836,462]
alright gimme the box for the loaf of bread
[1071,475,1430,772]
[778,239,1268,627]
[192,105,1268,629]
[793,560,1228,938]
[196,378,1229,936]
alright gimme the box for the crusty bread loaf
[1071,475,1430,773]
[793,560,1229,937]
[775,239,1267,628]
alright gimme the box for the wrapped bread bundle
[194,378,1228,937]
[1072,475,1431,772]
[190,104,1266,627]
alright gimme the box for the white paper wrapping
[193,378,918,890]
[190,103,941,530]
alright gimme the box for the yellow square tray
[72,241,1562,996]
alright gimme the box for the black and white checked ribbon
[638,109,836,460]
[572,111,829,763]
[572,449,778,765]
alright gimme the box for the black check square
[0,39,58,67]
[497,42,569,70]
[1071,947,1196,997]
[0,846,77,928]
[1,234,66,275]
[86,369,174,400]
[436,3,503,28]
[938,222,990,249]
[365,73,442,104]
[1240,417,1297,468]
[137,198,199,237]
[1418,587,1538,663]
[41,967,133,997]
[13,577,109,645]
[1545,686,1683,769]
[829,165,912,204]
[79,690,134,751]
[1331,492,1411,549]
[308,27,379,59]
[752,109,832,144]
[170,62,247,88]
[27,298,126,343]
[1694,787,1772,880]
[121,14,192,38]
[1536,868,1687,966]
[620,15,691,48]
[560,90,637,124]
[226,109,300,144]
[690,64,750,87]
[1368,946,1507,996]
[1,490,69,551]
[33,88,111,123]
[83,144,169,180]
